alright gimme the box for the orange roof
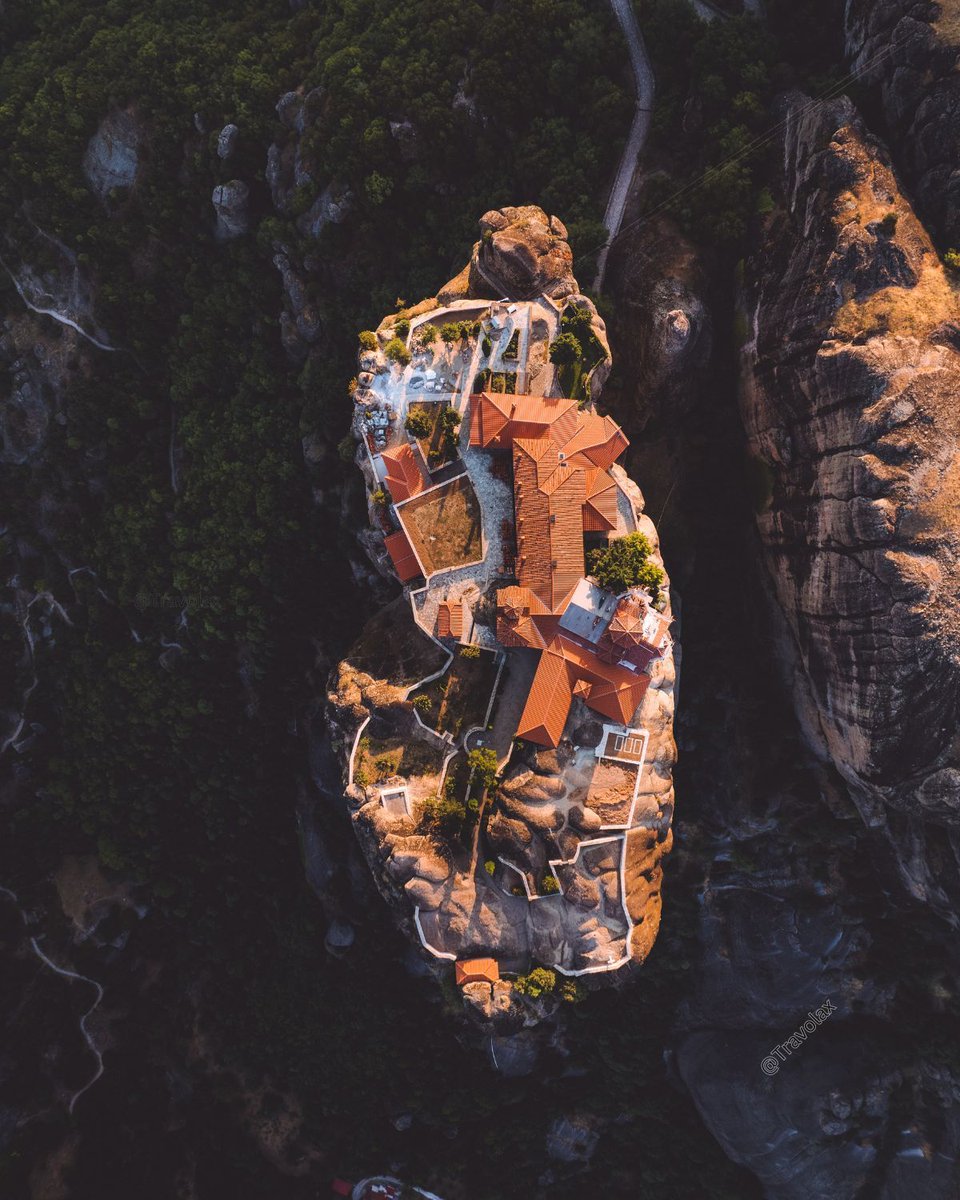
[469,393,580,450]
[582,468,619,532]
[513,438,585,609]
[437,600,464,639]
[455,957,500,986]
[381,442,425,504]
[469,393,629,469]
[516,634,649,747]
[384,528,422,582]
[560,411,629,470]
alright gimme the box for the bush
[467,746,499,791]
[484,859,496,876]
[374,756,393,780]
[459,642,480,659]
[412,693,431,715]
[440,322,461,343]
[421,791,467,837]
[417,323,438,345]
[588,532,664,600]
[514,967,557,999]
[358,330,378,350]
[405,408,432,438]
[394,318,411,339]
[371,487,387,507]
[540,873,560,894]
[481,335,492,355]
[945,249,960,273]
[560,978,585,1003]
[384,337,411,365]
[549,331,583,365]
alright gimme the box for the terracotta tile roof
[560,411,630,470]
[437,600,464,639]
[384,528,422,582]
[516,633,650,747]
[469,393,580,450]
[513,438,585,609]
[582,468,619,531]
[381,442,425,504]
[455,957,500,985]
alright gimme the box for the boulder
[83,110,140,200]
[212,180,249,240]
[469,205,577,299]
[217,123,239,160]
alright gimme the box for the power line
[574,35,903,269]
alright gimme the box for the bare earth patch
[399,474,483,573]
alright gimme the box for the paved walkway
[594,0,655,290]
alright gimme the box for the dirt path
[594,0,655,290]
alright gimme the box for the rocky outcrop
[216,123,239,161]
[212,181,249,240]
[740,94,960,912]
[83,110,141,200]
[328,213,676,1034]
[470,206,578,300]
[845,0,960,248]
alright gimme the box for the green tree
[417,323,438,345]
[549,331,583,365]
[440,322,461,343]
[384,337,411,365]
[588,533,664,599]
[467,747,499,791]
[405,408,432,438]
[358,330,378,350]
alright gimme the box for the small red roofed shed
[384,528,422,582]
[455,957,500,986]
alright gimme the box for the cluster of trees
[588,532,665,599]
[639,0,778,246]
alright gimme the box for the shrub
[371,487,387,508]
[417,322,438,345]
[588,532,664,600]
[358,329,378,350]
[421,791,466,837]
[394,317,411,339]
[945,249,960,273]
[412,693,431,715]
[459,643,480,659]
[484,859,496,876]
[467,747,499,791]
[347,376,358,397]
[374,756,393,780]
[440,322,461,343]
[384,337,411,365]
[548,331,582,365]
[481,335,492,355]
[405,408,432,438]
[540,873,560,895]
[560,978,585,1004]
[514,967,557,999]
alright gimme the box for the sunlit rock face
[740,94,960,915]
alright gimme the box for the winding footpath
[594,0,655,290]
[0,885,106,1115]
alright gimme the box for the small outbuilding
[454,957,500,986]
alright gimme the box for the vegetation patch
[414,646,499,739]
[405,401,462,471]
[398,474,483,574]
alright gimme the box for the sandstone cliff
[845,0,960,249]
[740,94,960,914]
